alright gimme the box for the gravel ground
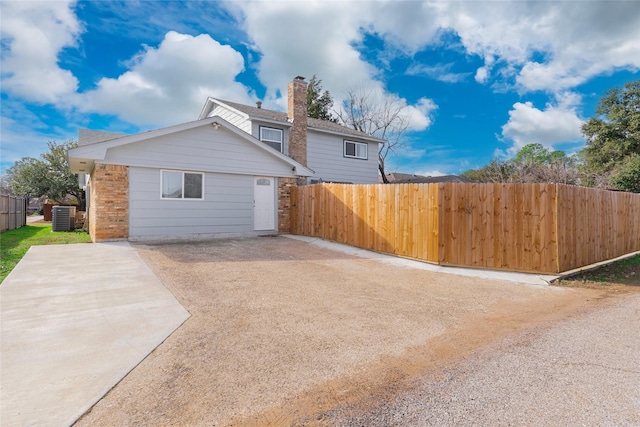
[318,291,640,426]
[74,236,631,426]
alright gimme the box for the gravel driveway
[75,236,638,426]
[319,292,640,426]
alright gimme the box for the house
[68,76,384,242]
[382,173,478,184]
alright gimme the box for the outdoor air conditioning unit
[52,206,76,232]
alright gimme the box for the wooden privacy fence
[1,195,26,232]
[290,183,640,274]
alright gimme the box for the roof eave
[307,126,387,144]
[69,116,314,178]
[246,116,292,128]
[205,98,250,121]
[198,97,216,120]
[203,97,385,143]
[68,158,95,175]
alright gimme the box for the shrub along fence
[290,183,640,274]
[1,195,26,232]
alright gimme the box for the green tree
[6,140,83,203]
[461,159,517,183]
[581,79,640,191]
[306,75,337,122]
[514,143,566,165]
[461,143,579,185]
[609,155,640,193]
[4,158,47,197]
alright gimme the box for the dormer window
[260,126,283,152]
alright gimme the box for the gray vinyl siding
[307,130,379,184]
[103,125,297,178]
[210,106,251,133]
[129,167,256,237]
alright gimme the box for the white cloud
[3,0,639,167]
[77,31,254,127]
[494,148,508,160]
[475,67,489,84]
[0,0,81,103]
[405,98,438,131]
[396,144,426,160]
[231,1,640,139]
[407,63,471,83]
[234,2,437,131]
[234,1,374,106]
[436,2,640,92]
[501,92,585,155]
[475,56,495,84]
[514,3,640,92]
[367,2,442,54]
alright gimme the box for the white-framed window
[260,126,283,152]
[344,140,368,160]
[161,170,204,200]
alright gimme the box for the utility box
[52,206,76,232]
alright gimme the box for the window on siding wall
[260,126,283,152]
[344,140,368,160]
[161,170,204,199]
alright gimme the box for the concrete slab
[0,242,190,427]
[26,215,44,223]
[284,235,559,286]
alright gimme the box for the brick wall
[277,177,297,233]
[89,163,129,242]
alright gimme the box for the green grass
[0,223,92,284]
[556,254,640,288]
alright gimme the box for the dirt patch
[75,237,613,426]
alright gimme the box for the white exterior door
[254,176,275,230]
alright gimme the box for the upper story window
[161,170,204,200]
[260,126,283,152]
[344,140,368,160]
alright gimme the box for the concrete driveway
[0,242,190,426]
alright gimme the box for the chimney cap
[294,75,306,82]
[256,101,262,109]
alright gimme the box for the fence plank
[442,184,454,264]
[425,184,438,263]
[290,183,640,274]
[491,183,503,268]
[556,185,640,272]
[543,184,558,273]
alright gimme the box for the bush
[610,155,640,193]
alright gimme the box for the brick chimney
[287,76,307,168]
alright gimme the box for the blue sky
[2,1,639,176]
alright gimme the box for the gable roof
[200,98,386,144]
[68,116,314,177]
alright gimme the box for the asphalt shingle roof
[217,99,386,142]
[78,128,128,146]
